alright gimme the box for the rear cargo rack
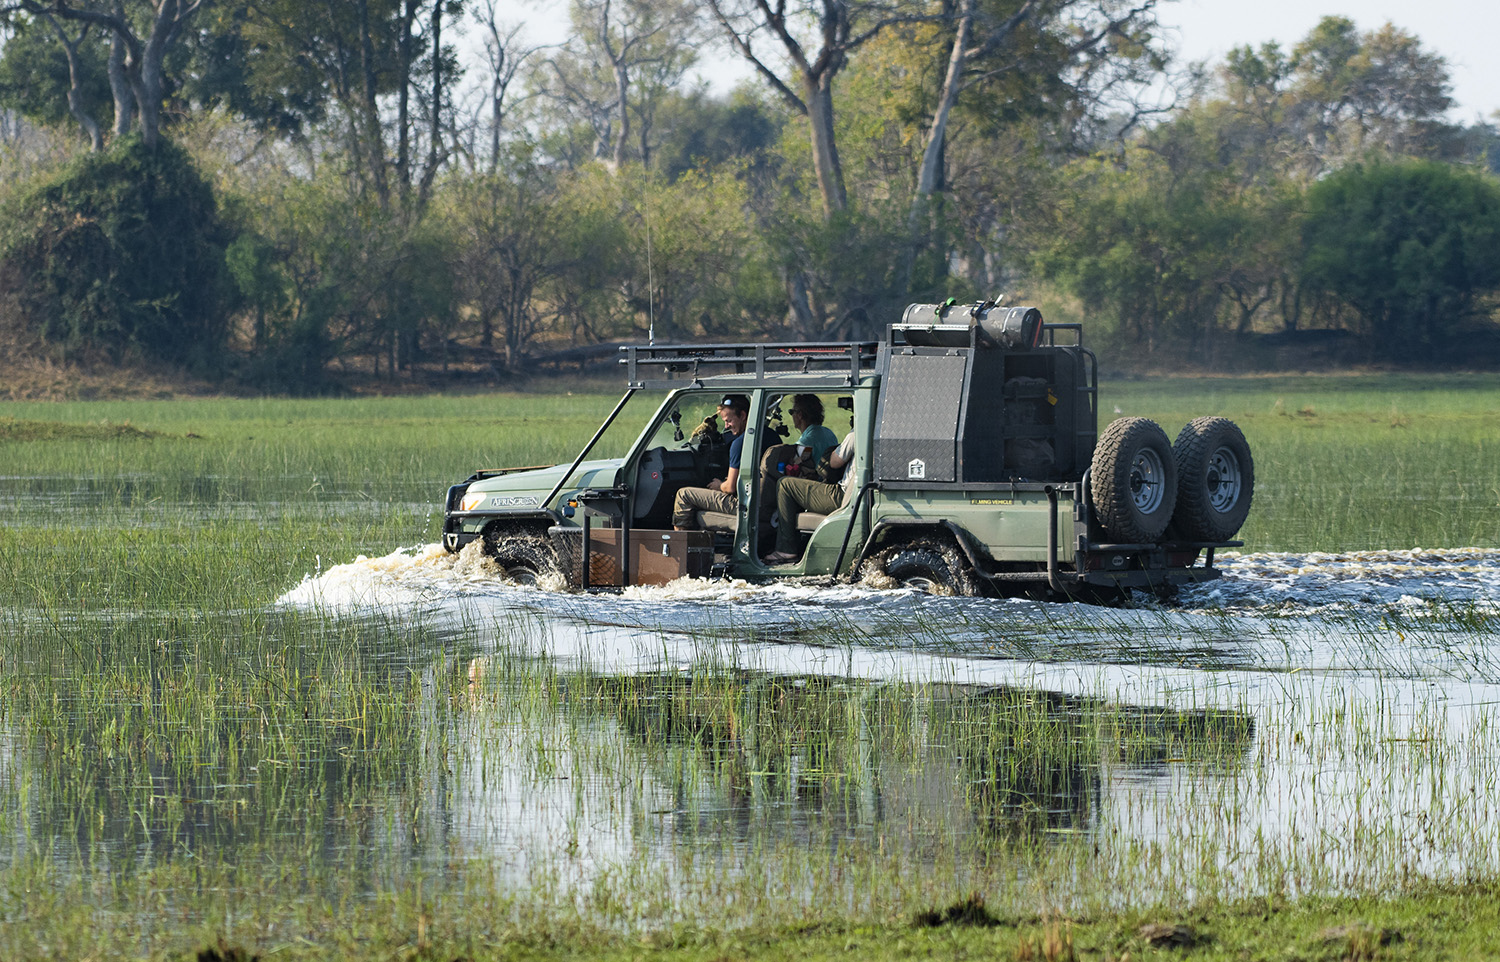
[1040,322,1083,347]
[622,341,878,389]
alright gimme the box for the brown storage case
[551,527,713,587]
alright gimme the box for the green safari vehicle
[442,301,1253,599]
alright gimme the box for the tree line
[0,0,1497,389]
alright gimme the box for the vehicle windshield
[643,395,727,451]
[576,390,670,460]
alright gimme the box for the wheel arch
[852,519,988,575]
[858,530,985,596]
[478,512,560,545]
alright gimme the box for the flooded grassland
[1,377,1499,959]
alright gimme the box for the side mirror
[837,397,854,411]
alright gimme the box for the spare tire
[1171,416,1254,542]
[1090,417,1177,543]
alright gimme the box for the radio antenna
[646,208,656,347]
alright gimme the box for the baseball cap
[718,394,749,413]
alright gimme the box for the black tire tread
[1171,416,1254,542]
[1089,417,1177,544]
[483,532,560,585]
[862,539,981,597]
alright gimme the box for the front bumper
[443,528,480,553]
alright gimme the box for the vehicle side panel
[870,490,1074,564]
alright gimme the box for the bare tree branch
[705,0,806,114]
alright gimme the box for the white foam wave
[270,542,1500,685]
[274,542,934,618]
[620,576,896,605]
[274,541,513,610]
[1192,547,1500,610]
[277,543,1500,617]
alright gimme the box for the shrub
[1301,159,1500,361]
[0,135,236,368]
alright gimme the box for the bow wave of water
[276,542,1500,616]
[275,543,1500,683]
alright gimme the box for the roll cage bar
[621,341,879,390]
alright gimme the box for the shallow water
[264,546,1500,903]
[280,543,1500,678]
[5,532,1500,920]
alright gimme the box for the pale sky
[1169,0,1500,122]
[502,0,1499,123]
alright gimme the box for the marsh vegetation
[1,375,1498,959]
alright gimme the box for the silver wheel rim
[505,565,541,586]
[901,574,941,593]
[1205,446,1242,512]
[1128,448,1167,514]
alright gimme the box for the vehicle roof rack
[886,321,1085,350]
[621,341,879,389]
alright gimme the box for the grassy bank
[7,879,1500,960]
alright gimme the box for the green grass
[4,373,1496,562]
[1105,373,1500,551]
[1,376,1499,959]
[0,417,166,441]
[7,874,1500,960]
[0,392,636,489]
[0,391,650,612]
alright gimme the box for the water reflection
[3,543,1500,919]
[0,603,1259,907]
[1,612,427,879]
[587,672,1256,846]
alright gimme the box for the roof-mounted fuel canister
[895,301,1044,350]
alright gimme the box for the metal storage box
[550,527,713,587]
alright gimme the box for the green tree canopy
[0,15,111,130]
[1300,159,1500,361]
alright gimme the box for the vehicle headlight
[459,491,487,512]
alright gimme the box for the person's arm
[721,431,744,493]
[830,433,855,469]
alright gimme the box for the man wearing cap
[673,394,750,531]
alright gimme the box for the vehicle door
[619,390,730,531]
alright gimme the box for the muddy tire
[1089,417,1177,544]
[865,540,981,597]
[1171,417,1254,542]
[483,533,560,586]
